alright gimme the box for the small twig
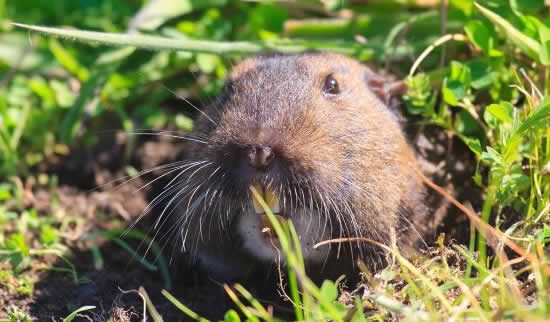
[118,287,147,322]
[409,34,468,77]
[412,165,550,276]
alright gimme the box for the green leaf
[249,3,289,34]
[351,297,367,322]
[224,310,241,322]
[449,61,472,88]
[482,146,502,164]
[538,22,550,65]
[510,0,544,14]
[450,0,474,16]
[469,61,495,89]
[538,224,550,243]
[501,173,530,193]
[320,280,338,301]
[463,137,482,157]
[48,38,89,81]
[404,73,435,116]
[129,0,227,31]
[442,80,464,105]
[0,184,12,201]
[175,114,194,132]
[464,20,493,53]
[457,109,481,136]
[442,61,472,105]
[39,224,58,246]
[62,306,96,322]
[502,135,521,164]
[196,53,219,73]
[515,98,550,135]
[486,103,513,123]
[474,2,541,62]
[60,66,113,142]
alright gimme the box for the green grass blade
[474,2,541,62]
[515,98,550,135]
[111,237,158,271]
[59,66,112,142]
[161,289,210,322]
[62,306,96,322]
[139,287,164,322]
[11,23,374,57]
[83,228,172,289]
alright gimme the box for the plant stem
[478,169,498,310]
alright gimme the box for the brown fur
[169,52,428,280]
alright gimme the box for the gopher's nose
[247,145,274,169]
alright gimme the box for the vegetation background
[0,0,549,321]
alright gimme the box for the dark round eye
[323,74,340,95]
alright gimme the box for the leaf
[196,53,219,73]
[11,23,374,57]
[464,20,493,53]
[486,103,513,123]
[224,310,241,322]
[60,66,112,142]
[449,61,472,88]
[538,22,550,65]
[510,0,544,14]
[129,0,227,32]
[48,38,89,81]
[442,80,464,105]
[442,61,471,105]
[320,280,338,301]
[249,3,289,34]
[351,297,368,322]
[457,109,481,136]
[62,306,96,322]
[463,137,482,157]
[502,135,521,164]
[482,146,502,164]
[450,0,474,16]
[501,173,530,192]
[538,224,550,243]
[469,60,495,89]
[39,224,58,246]
[515,98,550,135]
[474,2,541,62]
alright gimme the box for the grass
[1,0,550,320]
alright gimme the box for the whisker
[124,131,208,144]
[162,84,217,126]
[90,160,187,192]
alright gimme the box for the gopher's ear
[364,69,408,105]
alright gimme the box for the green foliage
[1,0,550,321]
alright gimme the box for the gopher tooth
[265,186,280,214]
[251,184,265,214]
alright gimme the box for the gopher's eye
[323,74,340,95]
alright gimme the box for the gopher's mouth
[236,185,331,262]
[250,184,286,242]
